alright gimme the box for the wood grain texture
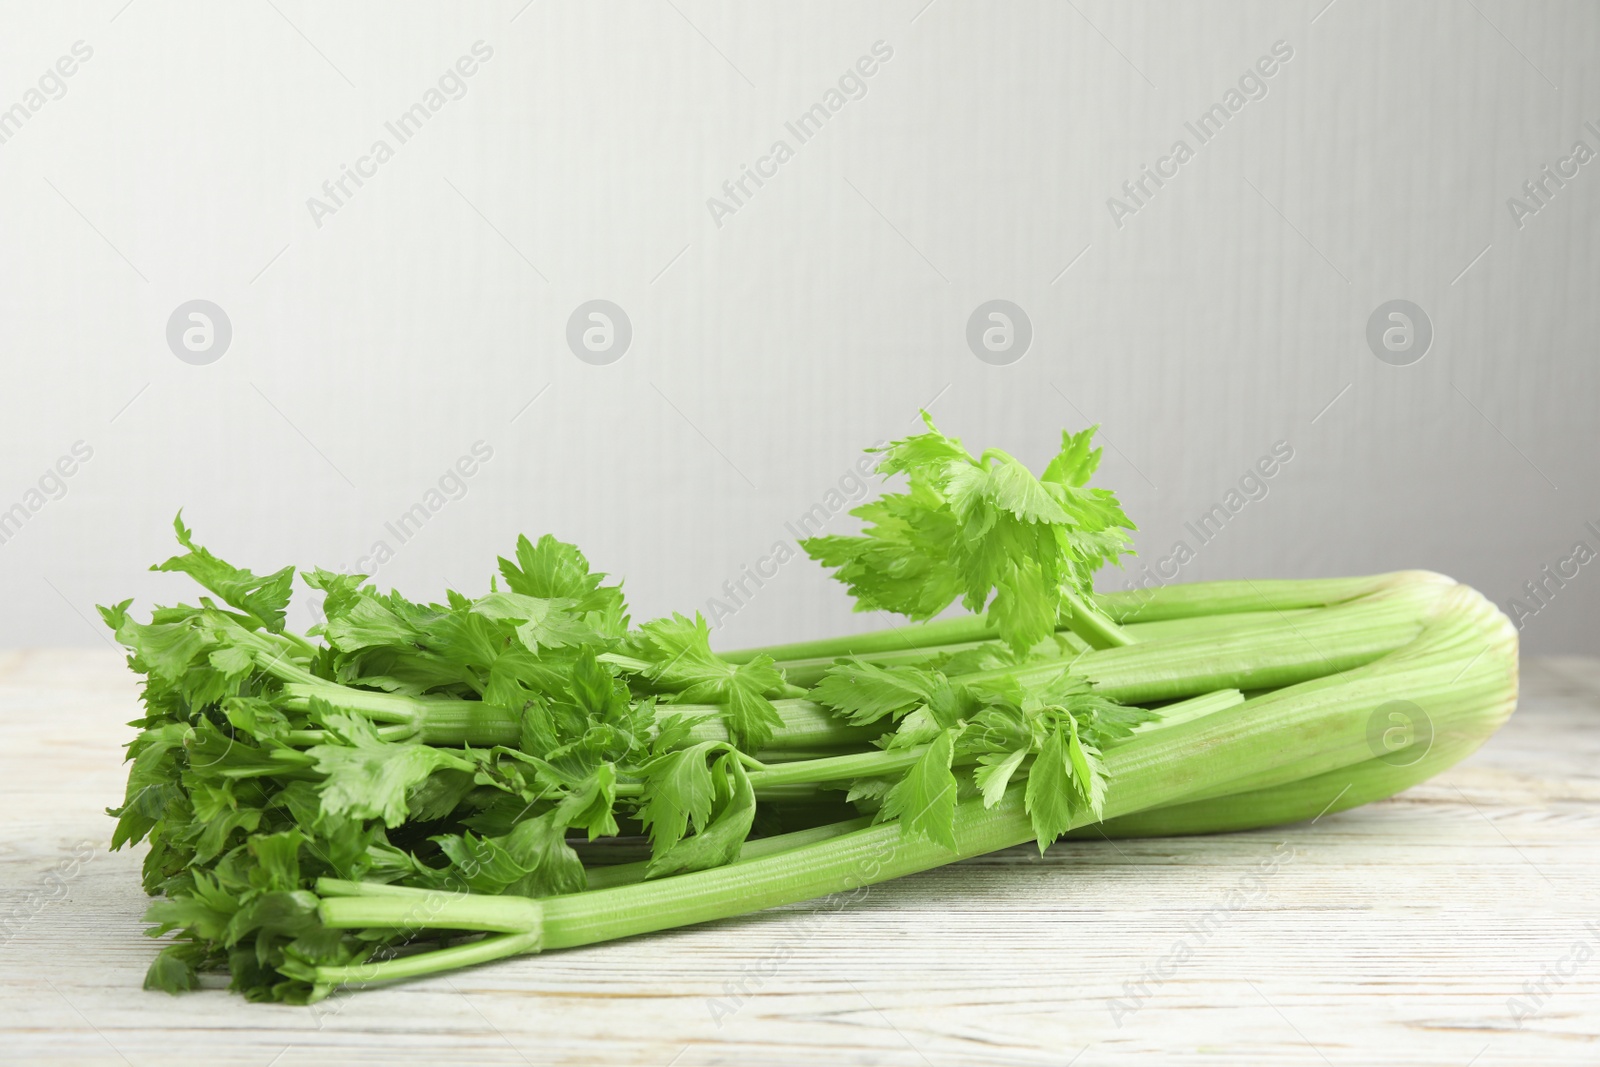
[1,650,1596,1066]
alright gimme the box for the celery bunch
[104,419,1518,1002]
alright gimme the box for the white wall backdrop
[0,1,1596,654]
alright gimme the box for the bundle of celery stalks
[104,417,1518,1002]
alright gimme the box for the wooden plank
[0,650,1596,1065]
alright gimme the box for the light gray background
[0,1,1595,654]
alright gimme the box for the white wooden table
[2,649,1596,1066]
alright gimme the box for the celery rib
[310,578,1515,989]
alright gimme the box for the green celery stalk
[717,572,1438,664]
[695,574,1459,750]
[308,580,1513,991]
[765,611,1319,688]
[288,573,1456,754]
[1060,587,1135,649]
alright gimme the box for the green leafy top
[152,513,295,633]
[622,613,788,751]
[800,414,1136,653]
[497,532,630,635]
[104,521,779,1002]
[102,447,1148,1005]
[814,658,1153,852]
